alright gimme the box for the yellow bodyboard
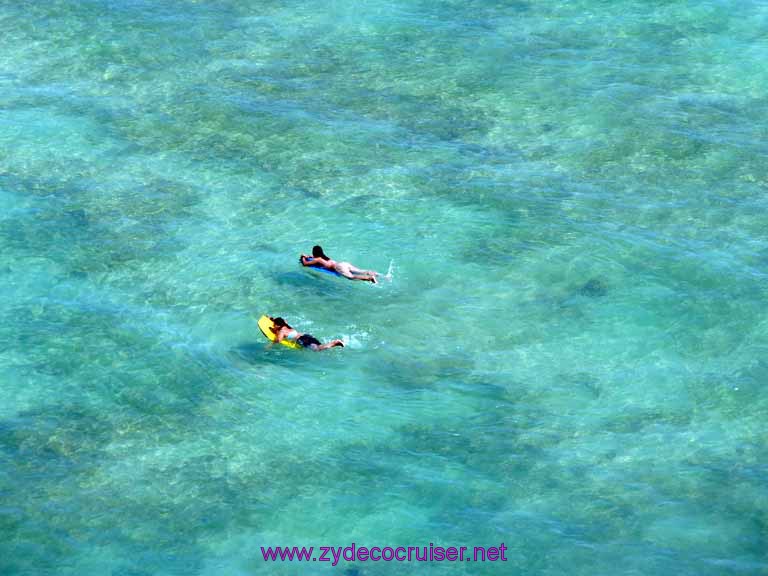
[257,315,301,349]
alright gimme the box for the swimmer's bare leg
[317,339,345,351]
[347,263,382,277]
[339,269,377,283]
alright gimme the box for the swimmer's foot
[370,275,378,284]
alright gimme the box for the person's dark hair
[312,245,329,259]
[273,317,288,328]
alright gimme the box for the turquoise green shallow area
[2,0,767,574]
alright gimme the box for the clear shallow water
[1,1,767,574]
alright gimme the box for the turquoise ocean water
[2,1,767,574]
